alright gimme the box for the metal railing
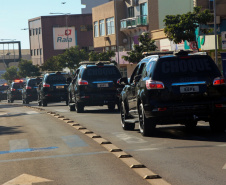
[120,15,148,30]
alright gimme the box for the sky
[0,0,83,49]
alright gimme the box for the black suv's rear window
[28,79,41,87]
[13,83,24,89]
[0,86,8,90]
[82,66,121,81]
[46,74,66,84]
[153,56,221,80]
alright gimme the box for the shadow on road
[0,126,23,135]
[140,124,226,142]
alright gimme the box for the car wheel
[25,99,29,104]
[120,101,135,130]
[184,120,197,131]
[69,104,75,111]
[108,103,115,111]
[76,102,84,113]
[209,115,226,133]
[42,99,47,107]
[138,103,156,136]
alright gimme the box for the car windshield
[0,86,8,90]
[82,66,121,81]
[153,56,221,80]
[28,79,41,87]
[46,74,66,84]
[13,83,24,89]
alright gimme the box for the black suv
[22,77,42,104]
[0,84,8,101]
[7,80,25,103]
[119,50,226,136]
[68,62,122,113]
[37,72,69,107]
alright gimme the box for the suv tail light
[26,86,32,89]
[78,79,88,85]
[213,77,225,85]
[43,83,50,87]
[146,79,165,89]
[11,88,16,91]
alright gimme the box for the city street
[1,101,226,185]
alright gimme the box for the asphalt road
[0,103,153,185]
[1,100,226,185]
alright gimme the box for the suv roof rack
[173,50,193,56]
[142,51,174,56]
[79,61,111,65]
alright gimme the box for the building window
[30,50,33,56]
[29,29,32,36]
[209,0,214,12]
[39,27,41,34]
[99,19,105,36]
[40,48,42,55]
[106,17,115,35]
[34,49,36,56]
[140,2,148,16]
[94,21,99,37]
[119,67,127,78]
[37,49,39,55]
[128,7,134,18]
[36,28,38,35]
[33,29,35,35]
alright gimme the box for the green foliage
[88,50,115,62]
[1,66,18,82]
[122,32,157,63]
[17,59,41,78]
[40,46,89,71]
[163,6,213,46]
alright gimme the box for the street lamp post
[49,13,71,49]
[213,0,218,64]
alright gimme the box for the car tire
[42,99,47,107]
[69,104,75,111]
[76,102,84,113]
[25,99,29,104]
[184,120,197,131]
[138,103,156,136]
[108,103,115,111]
[120,101,135,130]
[209,115,226,133]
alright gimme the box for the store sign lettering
[57,37,72,42]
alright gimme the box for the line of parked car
[1,50,226,136]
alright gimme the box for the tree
[1,66,18,82]
[40,56,62,71]
[59,46,89,69]
[122,32,157,63]
[163,6,213,50]
[17,59,41,78]
[88,50,115,62]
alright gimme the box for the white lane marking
[55,109,68,112]
[222,163,226,170]
[9,139,29,151]
[3,174,53,185]
[112,132,147,144]
[26,111,39,115]
[0,112,7,116]
[217,144,226,147]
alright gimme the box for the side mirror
[134,75,142,83]
[66,77,72,84]
[118,77,128,85]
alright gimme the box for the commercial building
[28,14,93,65]
[81,0,112,14]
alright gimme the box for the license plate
[97,83,109,87]
[180,86,199,93]
[56,86,64,89]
